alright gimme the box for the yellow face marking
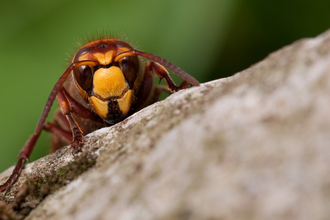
[78,53,90,61]
[93,66,128,98]
[117,46,130,52]
[89,96,108,119]
[92,50,116,65]
[117,90,133,116]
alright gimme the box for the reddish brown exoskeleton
[0,38,199,192]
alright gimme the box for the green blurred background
[0,0,329,171]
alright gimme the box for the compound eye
[73,65,93,91]
[120,56,139,87]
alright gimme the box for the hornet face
[73,40,141,124]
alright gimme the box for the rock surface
[1,29,330,220]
